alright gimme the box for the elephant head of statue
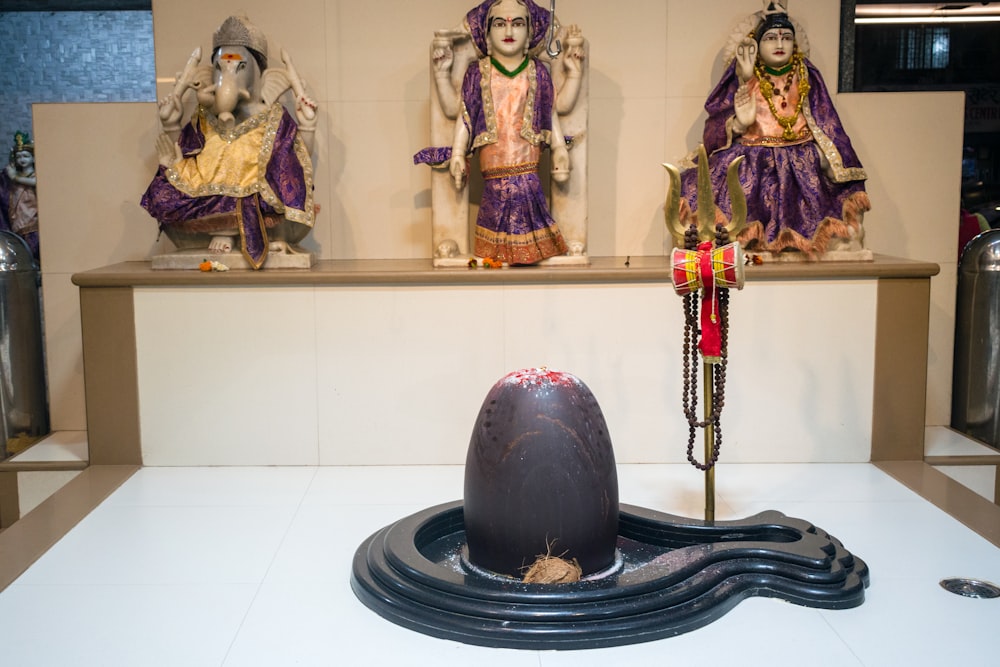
[200,46,263,125]
[173,15,309,132]
[194,16,269,127]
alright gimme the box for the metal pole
[703,361,715,524]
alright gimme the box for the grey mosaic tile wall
[0,10,155,156]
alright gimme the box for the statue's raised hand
[432,30,457,75]
[280,49,318,128]
[154,132,181,168]
[295,95,318,125]
[561,25,585,78]
[158,47,207,132]
[156,94,178,123]
[157,94,184,131]
[735,37,757,83]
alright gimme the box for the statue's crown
[212,15,268,69]
[755,2,794,41]
[10,131,33,161]
[12,131,32,153]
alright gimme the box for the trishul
[663,144,747,248]
[663,144,747,363]
[662,146,748,518]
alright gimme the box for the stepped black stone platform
[351,500,870,650]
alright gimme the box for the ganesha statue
[141,15,317,270]
[414,0,589,267]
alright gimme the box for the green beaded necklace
[762,62,794,77]
[491,56,530,78]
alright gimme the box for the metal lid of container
[959,229,1000,273]
[0,231,36,272]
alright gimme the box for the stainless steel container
[952,229,1000,448]
[0,231,49,458]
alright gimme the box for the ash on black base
[351,500,869,650]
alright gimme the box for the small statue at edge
[0,132,40,260]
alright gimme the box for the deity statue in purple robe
[414,0,589,266]
[140,15,318,269]
[0,132,40,261]
[679,2,870,256]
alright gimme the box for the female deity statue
[679,2,870,255]
[414,0,587,266]
[140,15,317,270]
[0,132,40,260]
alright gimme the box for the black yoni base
[350,500,870,650]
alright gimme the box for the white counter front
[73,255,938,466]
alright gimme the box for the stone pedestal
[151,248,316,270]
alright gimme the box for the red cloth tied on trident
[697,241,722,360]
[670,241,745,362]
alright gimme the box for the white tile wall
[133,279,876,466]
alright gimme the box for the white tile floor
[2,463,999,666]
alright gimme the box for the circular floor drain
[940,578,1000,599]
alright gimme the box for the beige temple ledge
[73,254,938,287]
[72,253,938,466]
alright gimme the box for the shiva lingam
[351,147,867,650]
[351,367,869,649]
[463,368,619,580]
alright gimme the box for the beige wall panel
[928,263,958,427]
[835,92,965,264]
[334,99,434,259]
[587,97,668,257]
[35,103,167,272]
[39,275,86,432]
[576,0,668,101]
[335,0,471,103]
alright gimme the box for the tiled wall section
[0,11,154,147]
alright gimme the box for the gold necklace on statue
[754,51,810,141]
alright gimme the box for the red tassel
[696,241,722,361]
